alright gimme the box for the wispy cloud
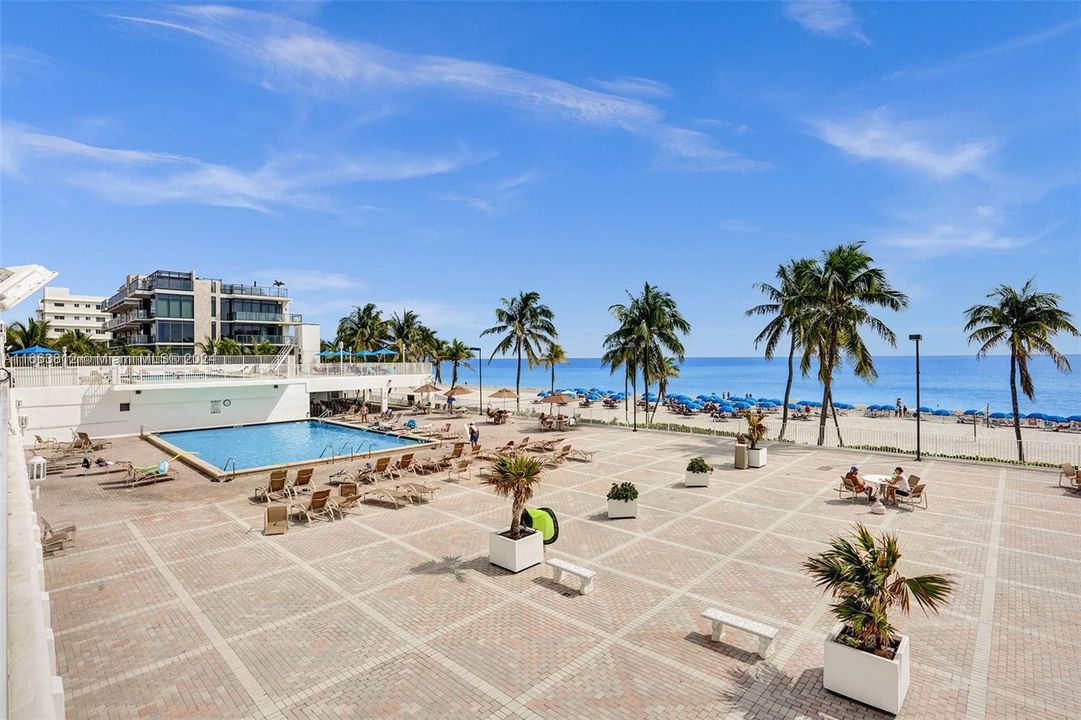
[0,45,49,84]
[435,169,540,214]
[592,76,673,99]
[1,123,481,213]
[655,128,769,172]
[808,108,994,178]
[877,205,1055,257]
[112,5,760,173]
[783,1,870,45]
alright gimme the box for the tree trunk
[779,332,796,441]
[510,498,523,537]
[642,340,650,427]
[631,363,638,430]
[550,365,555,393]
[515,345,522,411]
[817,380,830,446]
[451,362,458,388]
[1010,351,1024,462]
[829,391,844,446]
[624,372,629,422]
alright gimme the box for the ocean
[438,355,1081,417]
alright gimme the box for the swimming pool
[155,420,427,474]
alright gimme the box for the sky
[2,1,1079,358]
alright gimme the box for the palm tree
[336,303,386,353]
[445,340,475,387]
[609,284,690,427]
[804,524,953,654]
[481,291,557,410]
[539,343,569,393]
[248,339,277,356]
[427,337,450,383]
[964,279,1078,462]
[5,317,52,351]
[601,307,639,423]
[746,258,815,441]
[55,329,105,355]
[217,338,245,356]
[196,336,221,355]
[800,243,908,446]
[485,454,543,539]
[385,309,425,361]
[650,354,681,423]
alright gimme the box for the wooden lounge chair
[541,446,572,468]
[397,481,438,502]
[289,489,335,526]
[264,505,289,535]
[33,435,59,452]
[897,482,927,510]
[388,453,415,478]
[330,482,363,517]
[255,471,290,502]
[40,516,77,556]
[352,457,391,484]
[447,459,472,483]
[362,486,415,509]
[566,447,596,462]
[436,423,457,440]
[289,467,315,496]
[76,431,111,450]
[1058,464,1080,491]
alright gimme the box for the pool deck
[31,415,1081,719]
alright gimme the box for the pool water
[157,420,422,470]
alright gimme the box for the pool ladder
[222,457,237,483]
[318,443,337,461]
[339,440,374,461]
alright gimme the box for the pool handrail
[222,457,237,482]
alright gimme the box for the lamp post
[908,333,922,462]
[337,341,343,375]
[469,346,482,415]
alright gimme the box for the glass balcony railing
[232,335,297,345]
[117,334,154,345]
[226,312,303,323]
[103,309,152,331]
[220,284,288,298]
[103,275,194,311]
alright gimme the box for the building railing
[114,334,155,345]
[300,361,431,377]
[103,309,152,330]
[226,312,303,323]
[103,276,195,311]
[232,335,296,345]
[220,283,288,298]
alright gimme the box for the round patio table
[862,474,891,515]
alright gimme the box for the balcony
[220,283,288,298]
[232,335,297,345]
[226,312,303,323]
[117,334,154,345]
[103,280,152,312]
[104,309,152,331]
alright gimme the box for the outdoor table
[862,474,891,514]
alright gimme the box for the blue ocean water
[439,355,1081,417]
[159,420,422,470]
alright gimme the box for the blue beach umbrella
[963,409,984,416]
[989,412,1008,419]
[1067,415,1081,422]
[933,409,951,416]
[918,406,933,414]
[1047,415,1067,423]
[1024,412,1046,419]
[10,345,61,355]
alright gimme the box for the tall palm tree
[196,336,221,355]
[800,243,908,446]
[5,317,52,351]
[336,303,386,353]
[445,340,475,387]
[248,339,277,356]
[481,291,557,410]
[747,258,815,441]
[609,284,690,427]
[55,329,105,355]
[385,309,425,361]
[650,354,681,423]
[601,305,639,423]
[964,279,1078,462]
[539,343,569,393]
[427,337,450,383]
[217,338,245,356]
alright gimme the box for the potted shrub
[804,523,953,714]
[684,456,713,487]
[485,454,545,573]
[738,410,769,467]
[606,481,639,519]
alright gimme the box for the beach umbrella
[1024,412,1046,419]
[918,406,933,414]
[353,350,376,357]
[989,412,1008,419]
[537,391,550,397]
[490,387,518,410]
[371,348,397,356]
[963,409,984,416]
[541,391,575,405]
[413,383,441,393]
[9,345,60,355]
[1067,415,1081,422]
[933,409,951,416]
[1047,415,1067,423]
[733,401,751,409]
[442,385,473,397]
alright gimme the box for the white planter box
[684,470,711,487]
[607,499,638,519]
[748,447,767,468]
[488,529,544,573]
[822,622,910,714]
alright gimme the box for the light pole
[908,333,922,462]
[469,346,482,415]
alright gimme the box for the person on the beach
[896,398,903,417]
[886,467,911,504]
[467,422,480,447]
[846,465,875,500]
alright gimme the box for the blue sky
[2,1,1079,357]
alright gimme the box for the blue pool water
[158,420,423,470]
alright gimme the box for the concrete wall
[192,278,212,344]
[298,323,320,362]
[14,381,311,441]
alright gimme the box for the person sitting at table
[886,467,911,505]
[845,465,875,501]
[538,413,554,430]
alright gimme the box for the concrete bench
[548,558,596,595]
[701,607,778,659]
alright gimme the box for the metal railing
[103,309,152,331]
[226,312,303,323]
[232,335,296,346]
[220,283,288,298]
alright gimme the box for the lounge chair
[100,460,176,489]
[290,467,315,496]
[362,486,415,509]
[289,489,335,526]
[40,516,77,556]
[897,482,928,510]
[397,481,438,502]
[566,447,596,462]
[255,470,290,502]
[356,457,392,483]
[540,446,571,468]
[447,459,471,482]
[33,435,59,452]
[1058,464,1080,491]
[264,505,289,535]
[76,431,111,451]
[330,482,363,517]
[389,453,415,478]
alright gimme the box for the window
[54,302,65,307]
[95,304,101,309]
[155,294,194,319]
[211,297,216,318]
[54,315,65,320]
[119,403,130,412]
[156,321,195,344]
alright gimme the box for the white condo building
[36,287,111,342]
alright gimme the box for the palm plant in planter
[803,523,953,714]
[684,456,713,487]
[737,410,769,467]
[485,454,545,572]
[606,481,639,519]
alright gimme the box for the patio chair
[290,467,315,496]
[566,447,596,462]
[76,431,111,450]
[33,435,59,452]
[838,475,861,503]
[289,489,335,526]
[362,486,415,509]
[100,460,176,489]
[541,445,572,468]
[897,482,927,510]
[263,505,289,535]
[330,482,363,517]
[389,453,415,478]
[447,459,472,483]
[439,443,466,465]
[40,516,77,556]
[1058,464,1080,491]
[255,470,289,502]
[397,481,438,502]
